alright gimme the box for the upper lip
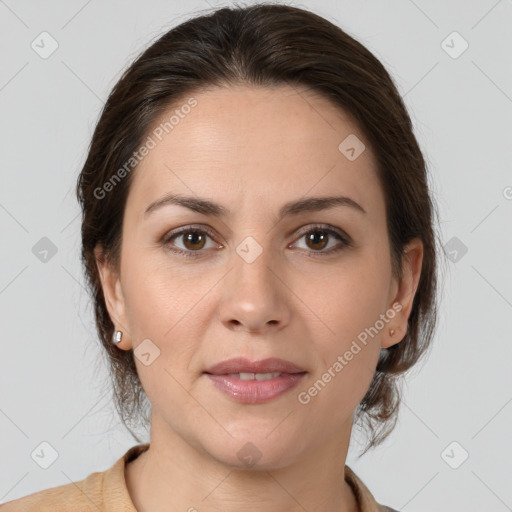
[204,357,307,375]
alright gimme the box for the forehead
[126,84,384,223]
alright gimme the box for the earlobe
[383,238,424,349]
[94,245,129,344]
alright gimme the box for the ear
[382,237,424,349]
[94,244,131,349]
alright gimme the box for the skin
[96,84,423,512]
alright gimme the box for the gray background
[1,1,511,510]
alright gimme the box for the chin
[200,427,303,471]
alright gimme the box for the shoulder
[1,443,149,511]
[0,473,102,511]
[345,464,401,512]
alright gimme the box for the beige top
[1,443,398,511]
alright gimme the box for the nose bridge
[232,233,278,302]
[217,232,290,332]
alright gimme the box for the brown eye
[304,230,329,251]
[163,227,218,257]
[181,230,207,250]
[291,225,351,255]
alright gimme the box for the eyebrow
[144,193,367,220]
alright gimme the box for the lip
[203,357,307,404]
[204,357,306,375]
[205,373,307,404]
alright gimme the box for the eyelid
[289,223,352,255]
[292,223,351,243]
[162,224,223,246]
[162,222,352,256]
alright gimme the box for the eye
[162,226,220,258]
[162,223,351,259]
[290,224,351,256]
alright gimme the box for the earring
[389,328,395,337]
[112,330,123,344]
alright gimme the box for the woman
[3,3,439,511]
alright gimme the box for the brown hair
[76,3,443,455]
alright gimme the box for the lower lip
[204,373,307,404]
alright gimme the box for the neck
[125,414,359,512]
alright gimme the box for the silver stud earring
[389,328,395,337]
[112,330,123,344]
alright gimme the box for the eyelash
[161,223,352,259]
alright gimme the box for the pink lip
[203,357,307,404]
[205,373,306,404]
[204,357,306,375]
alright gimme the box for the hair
[76,2,443,456]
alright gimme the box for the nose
[217,243,291,335]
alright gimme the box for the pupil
[308,231,327,250]
[185,232,205,250]
[180,230,330,252]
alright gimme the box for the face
[97,84,423,469]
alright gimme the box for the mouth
[203,357,307,404]
[204,356,306,375]
[213,371,292,380]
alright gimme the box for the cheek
[120,257,212,382]
[297,257,391,345]
[123,277,177,338]
[120,263,205,408]
[296,330,379,440]
[120,249,196,337]
[293,256,390,413]
[298,276,385,421]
